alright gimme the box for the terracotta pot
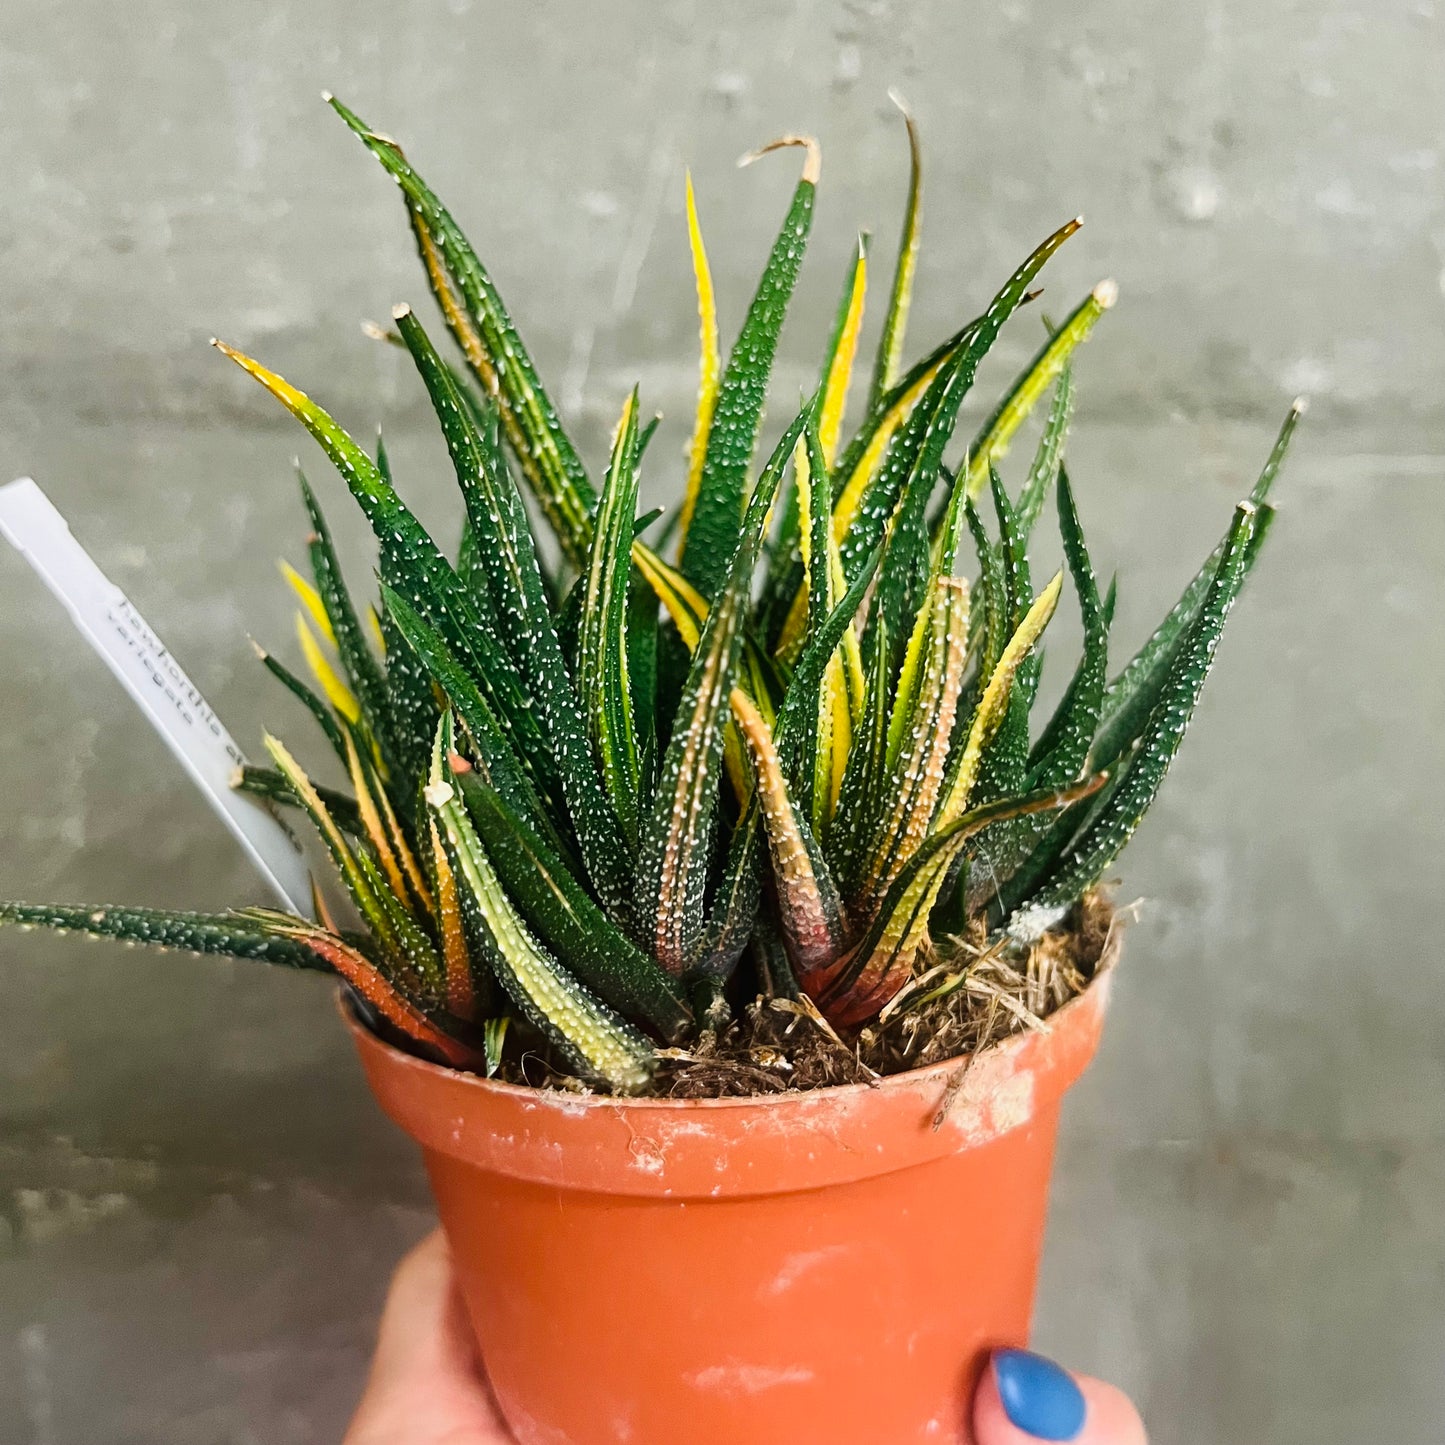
[346,956,1114,1445]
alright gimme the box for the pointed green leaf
[1028,467,1109,789]
[294,468,398,779]
[1014,362,1074,543]
[963,497,1008,678]
[812,776,1104,1028]
[731,689,848,982]
[969,465,1040,806]
[826,604,894,890]
[639,408,808,973]
[0,902,326,970]
[853,576,971,916]
[389,306,634,905]
[251,640,347,762]
[989,766,1128,924]
[377,583,572,865]
[579,391,644,845]
[791,417,849,834]
[678,168,720,556]
[457,769,691,1041]
[687,805,764,980]
[1093,402,1301,764]
[424,724,654,1092]
[961,280,1115,500]
[680,137,819,599]
[1029,503,1259,907]
[867,94,922,412]
[232,764,364,839]
[391,306,558,669]
[819,236,870,464]
[243,909,482,1068]
[968,467,1111,909]
[328,95,596,567]
[937,572,1064,828]
[376,589,441,786]
[837,219,1082,592]
[626,570,660,795]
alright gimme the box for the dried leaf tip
[319,90,334,103]
[423,780,455,808]
[738,134,822,186]
[1092,278,1119,309]
[887,88,914,120]
[1291,395,1310,416]
[247,636,268,661]
[360,319,390,341]
[391,303,412,322]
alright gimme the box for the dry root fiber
[652,891,1120,1100]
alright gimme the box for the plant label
[0,477,314,916]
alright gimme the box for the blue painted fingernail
[992,1349,1087,1441]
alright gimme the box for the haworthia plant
[0,100,1302,1093]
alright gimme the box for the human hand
[343,1229,512,1443]
[344,1230,1146,1444]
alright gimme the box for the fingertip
[974,1352,1146,1444]
[1074,1375,1148,1445]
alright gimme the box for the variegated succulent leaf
[680,138,819,600]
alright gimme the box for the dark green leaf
[458,774,691,1040]
[579,391,644,846]
[680,140,818,599]
[295,467,398,779]
[639,407,808,973]
[0,902,327,970]
[328,96,596,566]
[233,764,363,838]
[1027,503,1259,908]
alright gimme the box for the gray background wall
[1,2,1441,1442]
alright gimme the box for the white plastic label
[0,477,314,917]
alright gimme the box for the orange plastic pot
[347,956,1114,1445]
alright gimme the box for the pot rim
[344,931,1119,1195]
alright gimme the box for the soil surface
[502,892,1118,1099]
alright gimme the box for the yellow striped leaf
[819,237,868,465]
[938,571,1064,827]
[295,614,360,723]
[730,689,848,980]
[677,170,720,555]
[280,561,334,644]
[962,279,1117,499]
[867,92,923,411]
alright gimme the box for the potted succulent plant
[1,96,1300,1445]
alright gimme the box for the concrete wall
[1,3,1441,1441]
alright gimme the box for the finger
[973,1349,1146,1445]
[345,1228,513,1444]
